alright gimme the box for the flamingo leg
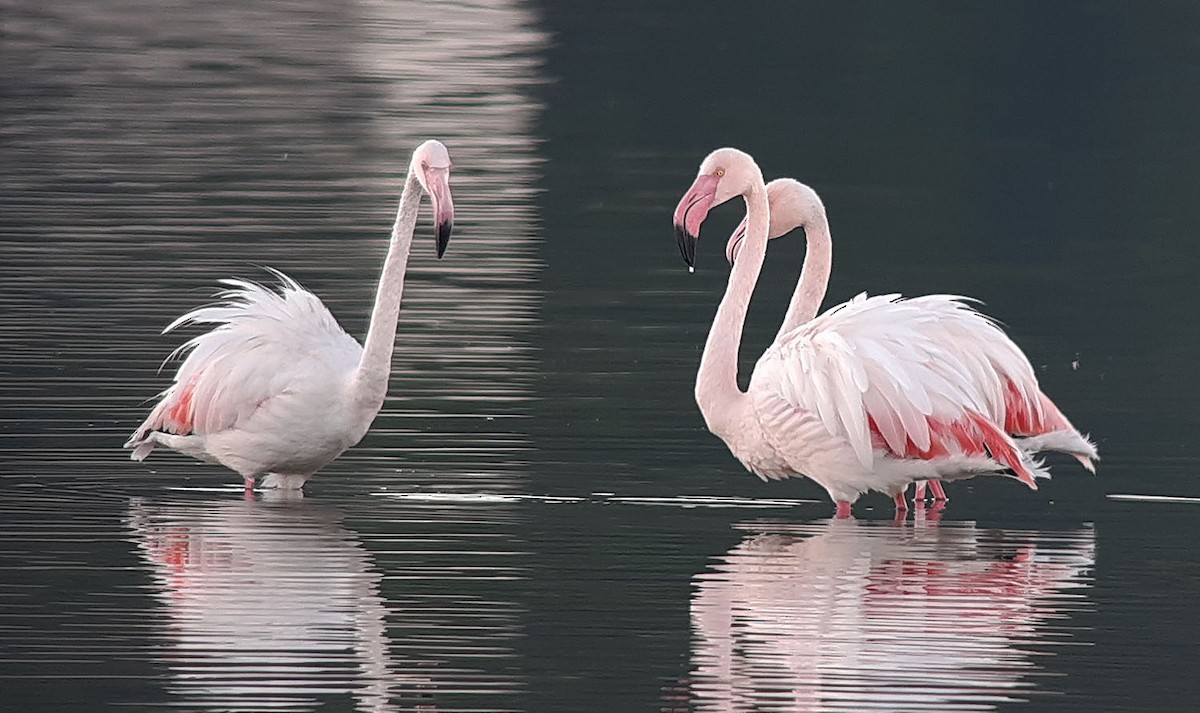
[835,501,853,519]
[929,480,948,502]
[242,476,256,500]
[914,481,928,502]
[893,492,909,513]
[914,500,944,524]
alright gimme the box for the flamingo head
[412,140,454,258]
[673,147,762,270]
[726,178,818,265]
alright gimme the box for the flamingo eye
[716,168,725,177]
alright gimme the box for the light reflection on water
[0,0,547,492]
[681,518,1096,712]
[125,496,524,712]
[127,497,400,712]
[2,0,544,709]
[8,0,1192,710]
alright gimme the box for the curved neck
[352,172,423,405]
[777,214,832,338]
[696,182,769,428]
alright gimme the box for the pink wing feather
[757,293,1053,484]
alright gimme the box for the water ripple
[125,496,523,711]
[679,518,1096,712]
[0,0,547,495]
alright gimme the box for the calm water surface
[3,1,1200,711]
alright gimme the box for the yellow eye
[716,168,725,177]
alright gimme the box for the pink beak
[672,174,719,269]
[426,170,454,258]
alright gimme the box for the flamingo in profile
[727,178,1099,506]
[125,140,455,491]
[672,148,1096,517]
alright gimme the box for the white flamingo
[672,148,1096,517]
[125,140,454,491]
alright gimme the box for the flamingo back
[753,293,1049,480]
[127,270,362,457]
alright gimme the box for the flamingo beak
[674,223,698,270]
[672,174,719,270]
[726,218,747,266]
[425,169,454,258]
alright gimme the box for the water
[2,0,1199,710]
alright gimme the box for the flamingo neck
[778,212,832,336]
[352,171,423,411]
[696,182,769,431]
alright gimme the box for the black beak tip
[435,221,453,258]
[674,223,697,270]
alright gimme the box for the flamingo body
[673,151,1096,515]
[747,292,1072,503]
[127,273,371,489]
[125,140,455,490]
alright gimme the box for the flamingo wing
[752,293,1045,485]
[126,270,362,457]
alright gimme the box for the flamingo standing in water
[726,178,1099,506]
[672,148,1096,517]
[125,140,455,491]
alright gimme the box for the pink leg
[914,481,928,502]
[243,476,256,500]
[835,501,853,519]
[914,500,944,524]
[930,480,948,502]
[893,492,909,513]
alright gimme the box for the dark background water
[2,1,1198,711]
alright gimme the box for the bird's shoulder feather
[755,293,1038,468]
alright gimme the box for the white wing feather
[753,293,1041,469]
[130,269,362,443]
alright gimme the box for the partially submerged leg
[914,500,944,524]
[914,481,928,502]
[258,473,311,490]
[930,480,948,502]
[835,501,853,519]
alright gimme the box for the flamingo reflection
[127,498,404,712]
[680,518,1095,712]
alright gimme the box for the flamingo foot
[930,480,948,503]
[835,501,853,519]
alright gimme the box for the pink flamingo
[726,178,1101,507]
[125,140,454,491]
[672,149,1096,517]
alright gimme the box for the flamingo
[725,178,1101,506]
[124,139,454,492]
[672,148,1097,517]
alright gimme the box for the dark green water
[3,1,1199,710]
